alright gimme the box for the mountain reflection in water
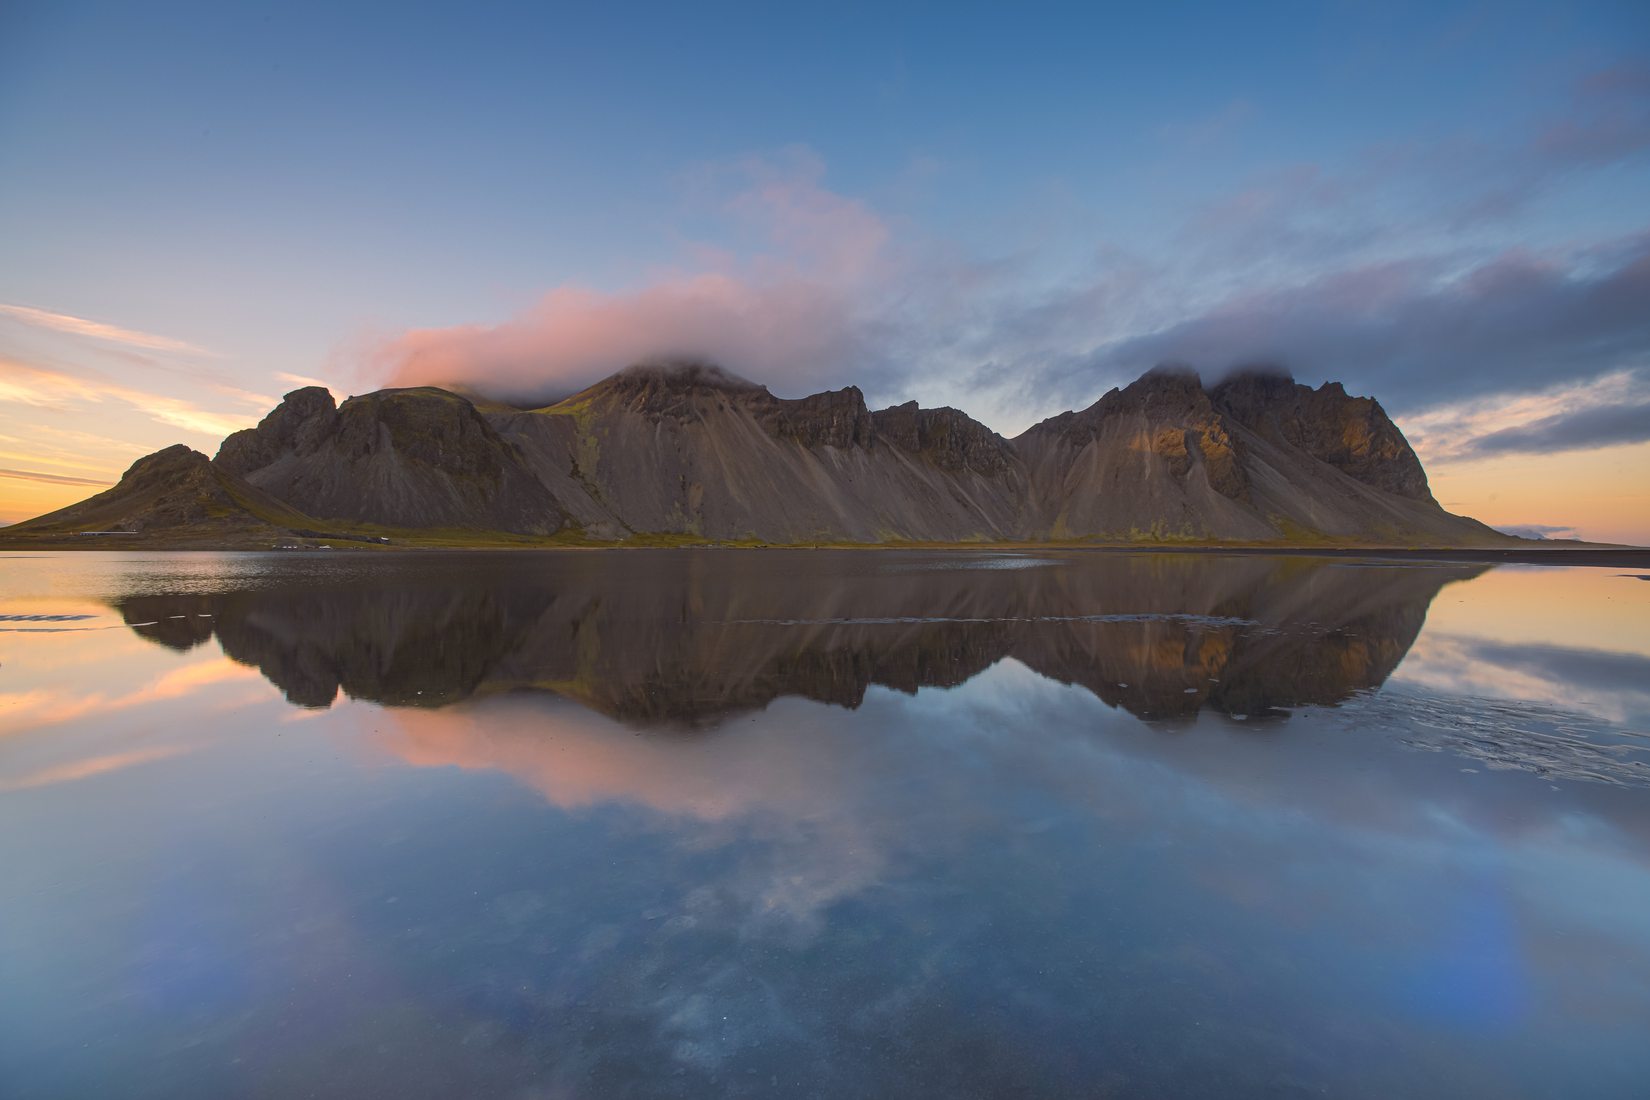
[113,550,1479,723]
[3,550,1648,1099]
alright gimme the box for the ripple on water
[1342,687,1650,789]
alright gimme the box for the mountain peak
[611,360,762,393]
[216,386,338,475]
[218,383,564,534]
[1138,362,1204,386]
[871,401,1014,473]
[125,443,210,480]
[1208,374,1432,502]
[281,384,338,409]
[552,361,769,420]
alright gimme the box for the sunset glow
[2,3,1646,541]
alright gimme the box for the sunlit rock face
[111,551,1483,726]
[1014,366,1264,539]
[1209,369,1433,503]
[1010,365,1490,542]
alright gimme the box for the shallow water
[1,549,1647,1098]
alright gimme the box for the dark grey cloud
[1062,233,1650,415]
[963,64,1650,425]
[1467,398,1650,456]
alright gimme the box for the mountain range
[5,362,1509,547]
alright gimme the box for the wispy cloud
[275,371,336,393]
[1170,63,1650,269]
[210,382,278,408]
[0,357,258,438]
[1046,233,1650,418]
[0,467,111,487]
[0,303,212,356]
[0,656,268,738]
[0,425,151,489]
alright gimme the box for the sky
[1,0,1647,541]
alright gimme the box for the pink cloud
[379,273,868,402]
[377,150,892,403]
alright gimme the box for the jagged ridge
[218,385,566,534]
[9,362,1510,546]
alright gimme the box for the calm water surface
[1,550,1647,1098]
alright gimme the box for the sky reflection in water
[1,550,1647,1098]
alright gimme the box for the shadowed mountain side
[217,386,566,534]
[118,593,221,650]
[488,365,1027,542]
[4,445,322,544]
[110,552,1483,724]
[10,363,1514,547]
[121,581,559,708]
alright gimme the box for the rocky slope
[217,386,566,534]
[487,364,1026,542]
[1,444,319,543]
[6,361,1510,546]
[1014,366,1500,543]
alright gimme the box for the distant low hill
[6,445,317,546]
[4,363,1512,548]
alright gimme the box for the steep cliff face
[1015,367,1268,540]
[759,385,876,449]
[216,386,566,534]
[1209,370,1433,502]
[216,386,338,474]
[870,401,1017,474]
[1014,366,1498,544]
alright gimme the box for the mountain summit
[7,364,1506,546]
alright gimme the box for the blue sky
[1,1,1647,538]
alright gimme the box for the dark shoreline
[2,538,1646,567]
[1059,545,1650,568]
